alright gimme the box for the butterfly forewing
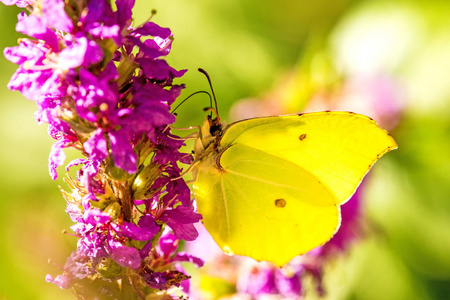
[220,111,397,205]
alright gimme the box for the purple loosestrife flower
[139,232,204,290]
[3,0,202,298]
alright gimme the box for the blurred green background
[1,0,450,299]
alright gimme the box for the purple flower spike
[3,0,203,297]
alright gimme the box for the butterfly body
[192,111,397,266]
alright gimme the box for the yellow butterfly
[191,109,397,267]
[188,70,397,267]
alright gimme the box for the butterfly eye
[210,125,221,136]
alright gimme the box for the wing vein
[223,145,339,203]
[220,176,231,243]
[226,168,308,194]
[228,174,274,220]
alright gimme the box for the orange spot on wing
[275,199,286,207]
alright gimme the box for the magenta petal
[167,221,199,241]
[139,58,186,81]
[158,233,178,257]
[110,244,141,269]
[159,206,202,241]
[115,0,135,28]
[42,0,73,32]
[160,205,202,224]
[75,68,119,121]
[45,274,73,289]
[49,140,66,180]
[83,209,110,225]
[237,265,277,296]
[275,269,302,297]
[59,36,103,70]
[137,214,160,238]
[139,241,153,259]
[169,85,185,105]
[82,39,104,67]
[84,129,108,166]
[88,24,121,41]
[0,0,34,7]
[111,215,159,241]
[58,43,86,70]
[7,68,56,101]
[66,202,83,222]
[108,130,137,174]
[133,22,172,39]
[172,252,204,268]
[16,14,59,51]
[83,0,114,24]
[65,158,88,171]
[141,37,172,58]
[3,42,45,65]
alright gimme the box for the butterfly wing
[220,111,397,205]
[194,144,339,266]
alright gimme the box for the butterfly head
[193,69,225,163]
[207,114,222,136]
[201,113,222,142]
[193,113,224,164]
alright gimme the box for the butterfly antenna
[198,68,219,118]
[171,91,213,114]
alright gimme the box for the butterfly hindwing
[194,144,340,266]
